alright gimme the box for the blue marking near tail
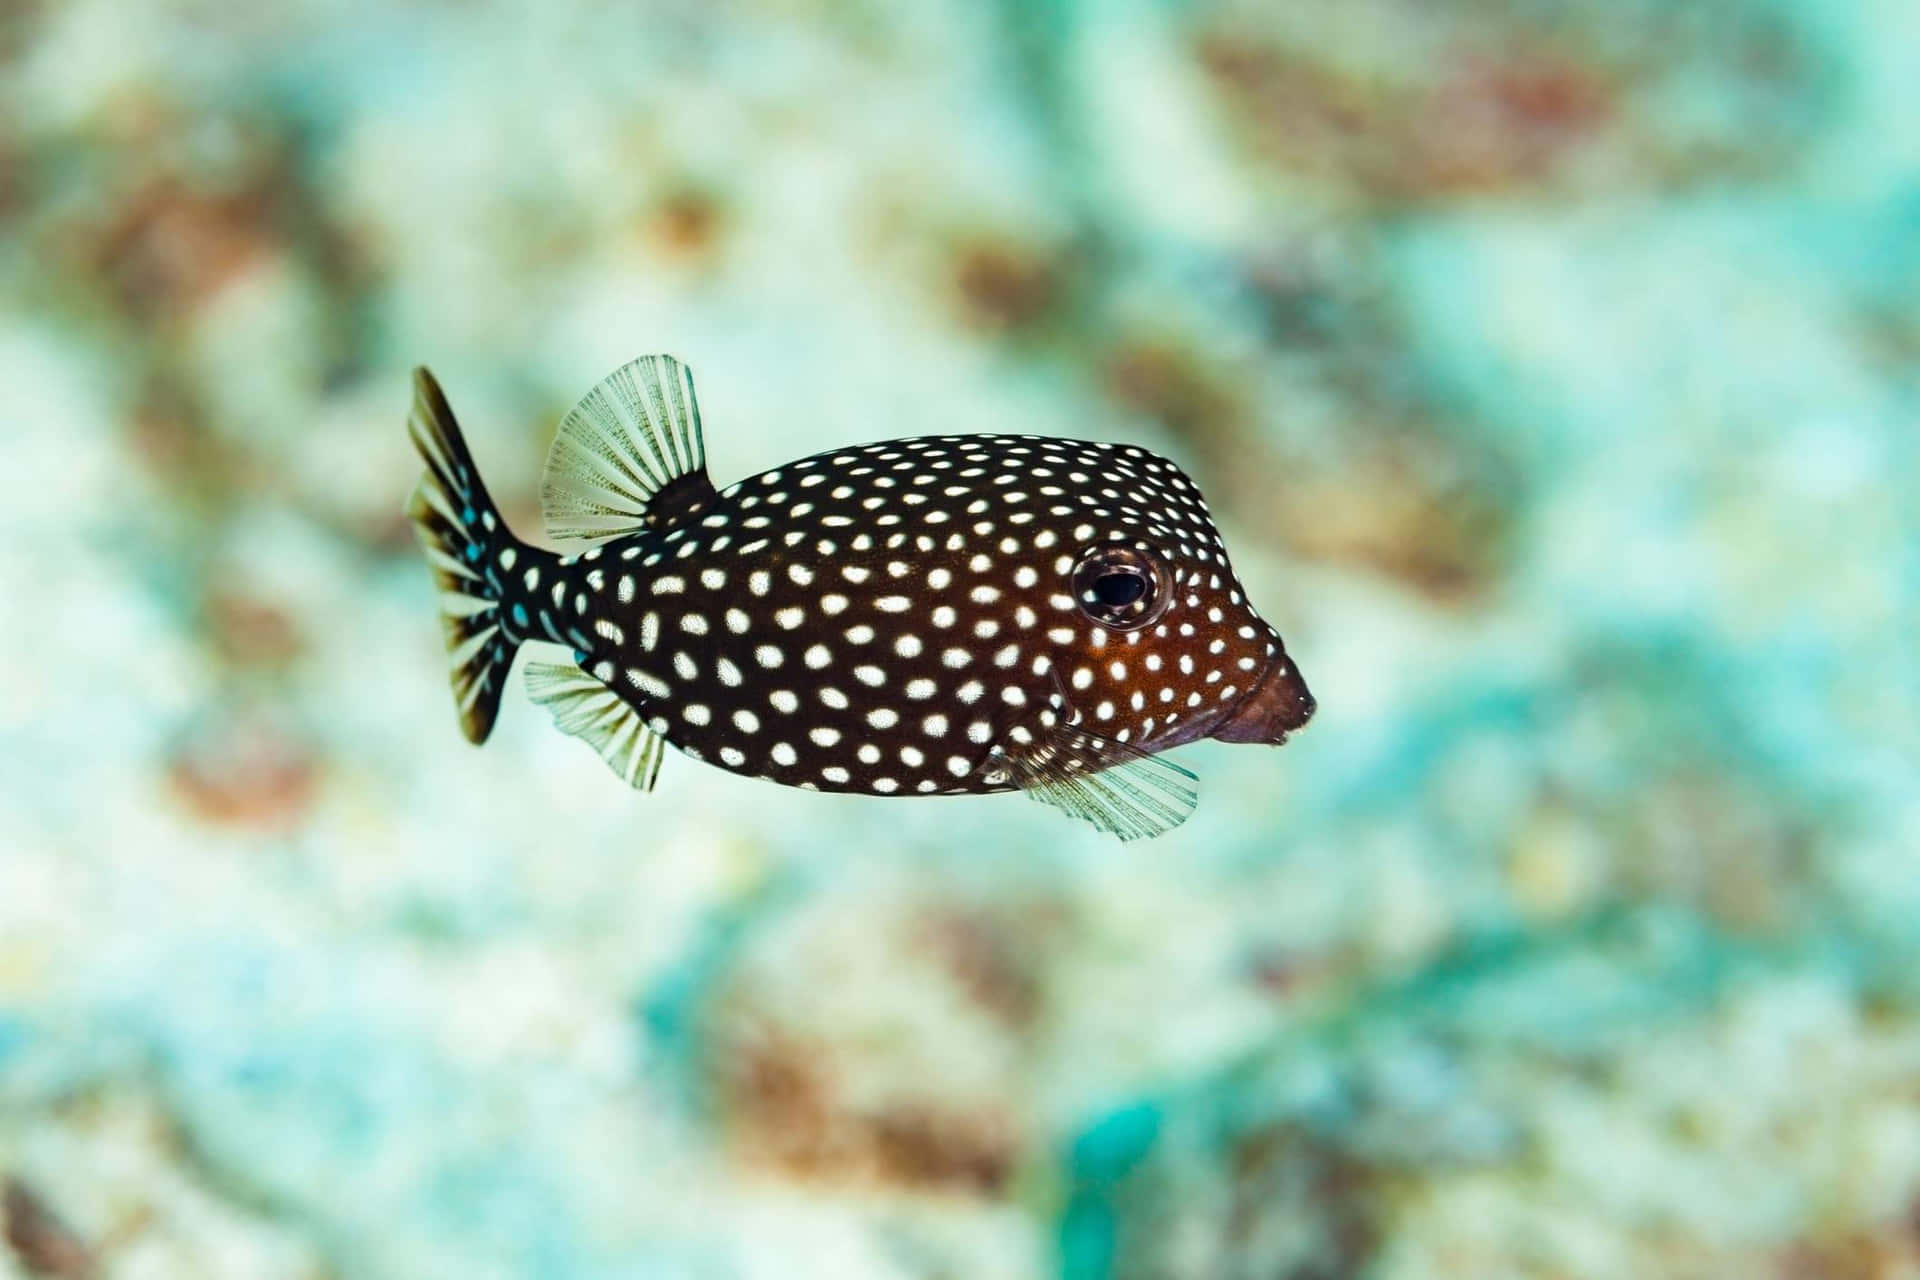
[512,604,529,628]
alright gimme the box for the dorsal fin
[540,355,716,542]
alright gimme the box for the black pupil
[1093,571,1147,608]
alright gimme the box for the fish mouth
[1208,653,1316,746]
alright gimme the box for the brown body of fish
[406,355,1314,839]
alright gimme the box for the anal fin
[992,717,1198,841]
[525,662,667,791]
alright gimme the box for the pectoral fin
[991,713,1198,841]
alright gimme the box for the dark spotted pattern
[407,357,1315,837]
[567,435,1301,795]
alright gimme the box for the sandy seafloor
[1,0,1917,1276]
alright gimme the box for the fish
[405,355,1314,839]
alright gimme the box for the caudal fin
[405,367,519,744]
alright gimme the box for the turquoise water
[2,1,1916,1275]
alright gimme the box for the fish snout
[1209,654,1315,745]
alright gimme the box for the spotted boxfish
[405,355,1314,839]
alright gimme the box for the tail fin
[405,367,519,744]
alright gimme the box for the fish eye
[1073,544,1169,631]
[1092,571,1146,607]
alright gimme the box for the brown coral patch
[1104,340,1245,448]
[914,900,1061,1029]
[646,186,728,262]
[1103,338,1514,604]
[205,588,305,669]
[2,1178,96,1280]
[867,1107,1015,1197]
[1776,1203,1920,1280]
[1266,437,1515,604]
[1195,36,1617,204]
[718,1027,1018,1197]
[90,180,278,322]
[1225,1129,1384,1274]
[164,712,319,832]
[951,237,1067,335]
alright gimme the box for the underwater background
[2,0,1917,1276]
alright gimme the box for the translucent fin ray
[994,723,1198,841]
[540,355,712,542]
[525,662,666,792]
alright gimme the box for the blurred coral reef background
[2,0,1917,1276]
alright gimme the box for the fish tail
[405,366,523,745]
